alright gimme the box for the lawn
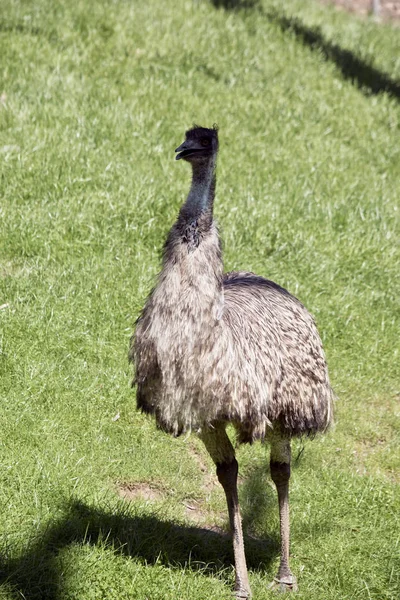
[0,0,399,598]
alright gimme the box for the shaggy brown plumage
[130,125,333,597]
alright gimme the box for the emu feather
[130,125,333,597]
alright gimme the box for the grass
[0,0,399,598]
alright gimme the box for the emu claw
[268,575,298,593]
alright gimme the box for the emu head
[175,125,219,162]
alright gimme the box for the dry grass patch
[187,440,219,495]
[0,260,35,279]
[116,481,165,503]
[183,498,227,533]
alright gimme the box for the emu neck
[180,157,216,222]
[159,152,223,326]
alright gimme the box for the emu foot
[234,589,251,599]
[233,582,251,599]
[268,575,298,593]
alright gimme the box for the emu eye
[200,138,210,147]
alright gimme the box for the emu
[131,125,333,598]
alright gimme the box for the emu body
[131,126,333,597]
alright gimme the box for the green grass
[0,0,399,598]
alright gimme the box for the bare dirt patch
[117,481,165,502]
[322,0,400,20]
[116,442,233,532]
[0,260,34,279]
[184,441,236,533]
[187,441,219,495]
[183,499,227,533]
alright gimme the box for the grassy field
[0,0,399,598]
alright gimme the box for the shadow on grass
[240,443,306,536]
[210,1,400,101]
[0,22,42,36]
[271,12,400,100]
[0,497,279,599]
[211,0,261,9]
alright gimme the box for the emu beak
[175,141,189,160]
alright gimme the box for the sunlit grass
[0,0,399,598]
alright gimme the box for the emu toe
[234,588,252,599]
[268,575,298,593]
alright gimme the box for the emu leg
[199,426,251,599]
[269,437,298,592]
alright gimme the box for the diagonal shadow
[211,0,261,9]
[210,1,400,101]
[0,21,58,44]
[0,23,42,36]
[270,12,400,100]
[0,498,278,599]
